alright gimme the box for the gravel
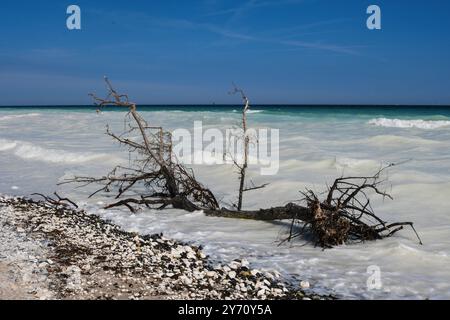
[0,196,333,300]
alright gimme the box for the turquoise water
[1,104,450,115]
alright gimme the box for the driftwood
[205,203,310,221]
[60,77,219,213]
[32,192,79,209]
[206,166,423,248]
[228,85,267,211]
[288,165,423,247]
[62,78,422,248]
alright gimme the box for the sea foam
[0,113,41,121]
[0,138,113,164]
[368,118,450,129]
[232,109,264,114]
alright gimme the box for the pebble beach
[0,196,330,300]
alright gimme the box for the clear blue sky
[1,0,449,105]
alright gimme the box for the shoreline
[0,195,333,300]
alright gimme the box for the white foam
[368,118,450,129]
[333,157,379,170]
[247,110,264,114]
[282,157,380,171]
[0,113,41,121]
[0,139,17,151]
[0,138,112,164]
[232,109,264,114]
[367,135,441,146]
[2,109,450,299]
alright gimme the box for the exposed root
[61,78,422,249]
[284,165,423,248]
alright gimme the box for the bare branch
[283,164,423,248]
[61,78,421,250]
[64,77,219,213]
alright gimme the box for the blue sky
[0,0,449,105]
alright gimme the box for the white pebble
[300,280,310,289]
[206,271,216,278]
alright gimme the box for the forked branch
[62,78,421,249]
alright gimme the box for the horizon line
[1,104,450,108]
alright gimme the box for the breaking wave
[366,135,441,146]
[0,113,41,121]
[0,140,17,151]
[232,109,264,114]
[333,157,380,170]
[368,118,450,129]
[0,138,113,164]
[281,157,380,171]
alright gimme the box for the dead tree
[207,164,422,248]
[60,77,218,213]
[283,164,423,248]
[229,84,267,211]
[62,78,421,249]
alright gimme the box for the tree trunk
[204,203,311,221]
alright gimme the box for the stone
[240,270,252,277]
[0,196,314,301]
[187,252,196,260]
[206,271,216,278]
[181,276,192,285]
[241,259,250,267]
[250,269,260,276]
[300,280,310,289]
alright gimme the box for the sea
[1,105,450,299]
